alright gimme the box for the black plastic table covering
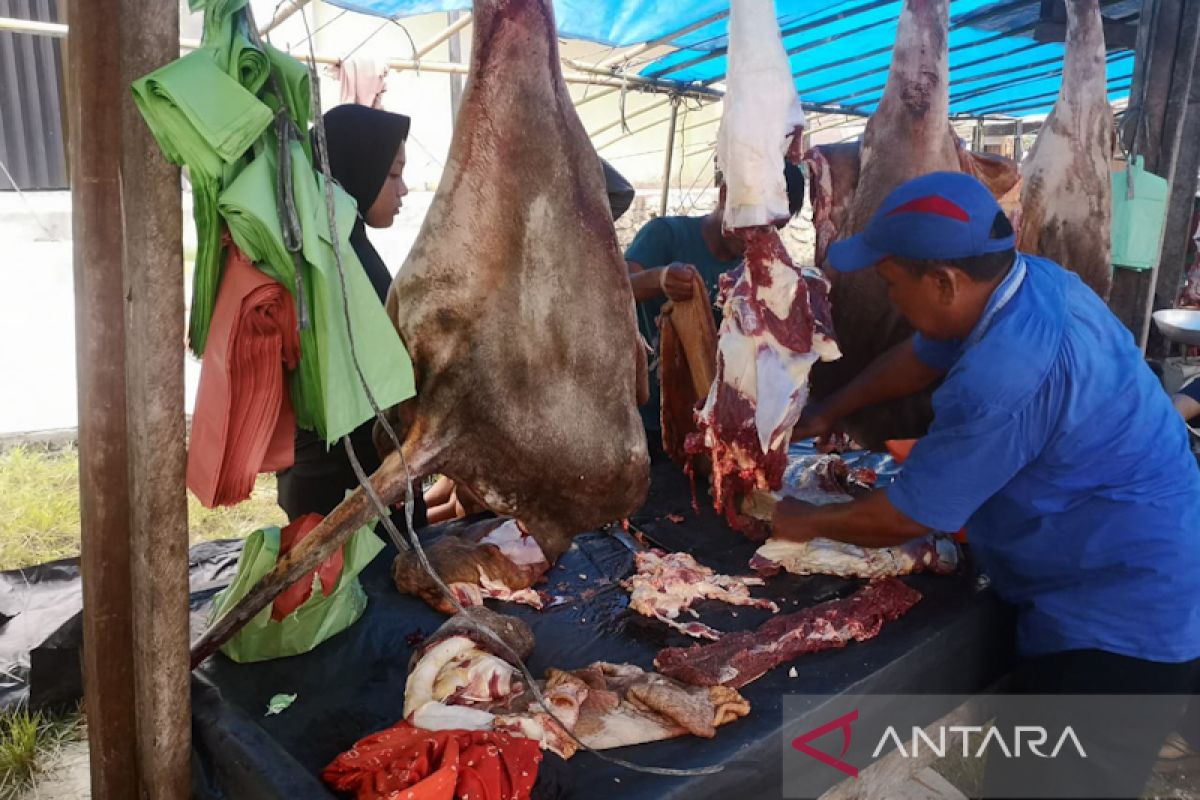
[189,458,1016,800]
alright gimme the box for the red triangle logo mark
[791,709,860,778]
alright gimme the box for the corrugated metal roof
[0,0,68,190]
[332,0,1139,118]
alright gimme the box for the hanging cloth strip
[322,721,543,800]
[187,240,299,507]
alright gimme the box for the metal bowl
[1153,309,1200,346]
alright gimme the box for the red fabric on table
[322,721,542,800]
[271,513,345,621]
[187,242,300,507]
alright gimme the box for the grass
[0,443,285,572]
[0,706,81,799]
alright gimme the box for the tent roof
[327,0,1139,118]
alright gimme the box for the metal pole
[1014,117,1024,160]
[119,0,191,793]
[659,96,681,217]
[447,11,464,124]
[261,0,313,35]
[414,12,472,59]
[67,0,138,793]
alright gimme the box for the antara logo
[873,725,1088,760]
[791,710,860,778]
[792,713,1088,779]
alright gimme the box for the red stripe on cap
[886,195,970,222]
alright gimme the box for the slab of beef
[685,0,840,538]
[393,518,549,614]
[750,535,959,580]
[688,229,841,538]
[1018,0,1114,299]
[654,578,922,688]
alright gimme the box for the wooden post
[67,0,138,794]
[1109,0,1192,333]
[119,0,191,794]
[70,0,189,794]
[1146,38,1200,356]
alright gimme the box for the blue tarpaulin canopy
[327,0,1140,118]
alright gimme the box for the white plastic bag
[718,0,806,229]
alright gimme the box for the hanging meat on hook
[685,0,840,537]
[1018,0,1114,299]
[191,0,649,666]
[803,0,1021,448]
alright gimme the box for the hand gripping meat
[1018,0,1114,299]
[190,0,649,666]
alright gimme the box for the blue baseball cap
[827,171,1015,273]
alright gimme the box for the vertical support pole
[1014,117,1024,161]
[67,0,138,795]
[1145,43,1200,355]
[119,0,191,794]
[447,10,464,125]
[972,117,984,152]
[659,96,680,218]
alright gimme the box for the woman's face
[365,142,408,229]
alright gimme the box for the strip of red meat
[654,578,922,689]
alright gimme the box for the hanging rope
[289,7,722,778]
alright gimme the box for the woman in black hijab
[277,103,428,529]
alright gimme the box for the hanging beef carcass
[1018,0,1114,299]
[190,0,649,664]
[804,0,1021,448]
[806,0,959,448]
[685,0,840,537]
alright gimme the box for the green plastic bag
[1111,155,1169,271]
[210,522,385,663]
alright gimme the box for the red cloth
[271,513,346,621]
[187,242,300,507]
[322,722,542,800]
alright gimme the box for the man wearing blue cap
[766,171,1200,797]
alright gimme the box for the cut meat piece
[659,270,718,467]
[1018,0,1114,299]
[393,518,549,614]
[750,534,960,580]
[622,549,778,638]
[688,0,840,536]
[191,0,649,664]
[779,453,876,505]
[689,229,840,536]
[407,612,750,758]
[654,578,922,688]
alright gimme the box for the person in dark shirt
[626,163,806,434]
[277,104,427,528]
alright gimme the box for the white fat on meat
[403,634,519,717]
[447,568,545,610]
[479,518,548,569]
[751,535,960,580]
[404,635,476,716]
[410,701,496,732]
[718,0,806,228]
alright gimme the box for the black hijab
[313,104,411,302]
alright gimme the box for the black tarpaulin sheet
[0,539,244,711]
[189,457,1015,800]
[0,449,1015,798]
